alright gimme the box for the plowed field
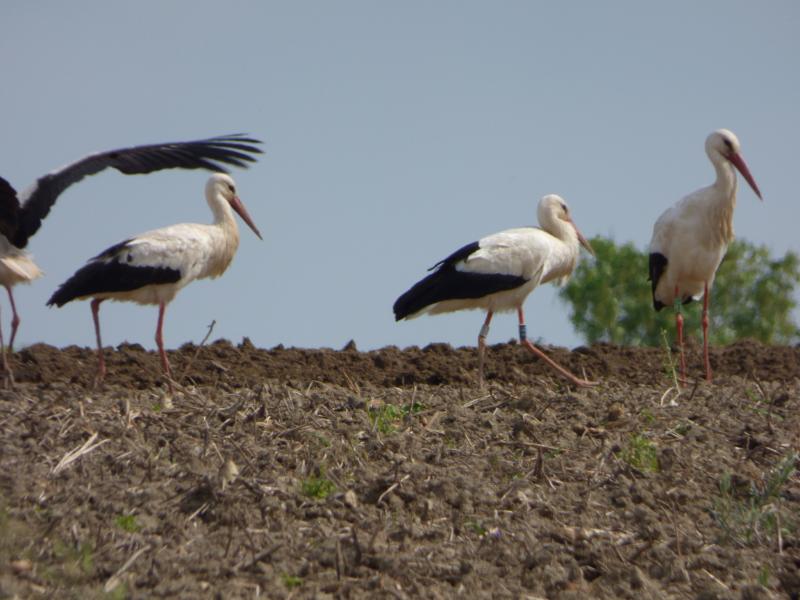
[1,340,798,598]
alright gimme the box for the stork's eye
[227,184,235,192]
[723,138,733,150]
[560,203,568,213]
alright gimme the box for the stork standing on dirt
[393,194,596,386]
[0,134,262,384]
[47,173,262,394]
[649,129,762,383]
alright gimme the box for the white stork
[393,194,596,386]
[649,129,762,383]
[47,173,262,393]
[0,134,262,384]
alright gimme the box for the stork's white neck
[709,150,739,207]
[542,215,577,248]
[706,150,738,245]
[203,189,241,278]
[539,218,581,285]
[206,191,232,225]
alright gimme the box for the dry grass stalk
[51,432,108,475]
[103,545,151,593]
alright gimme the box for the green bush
[559,237,800,346]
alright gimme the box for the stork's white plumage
[648,129,762,383]
[48,173,262,393]
[0,134,261,384]
[394,194,596,386]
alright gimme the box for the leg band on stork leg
[518,324,527,342]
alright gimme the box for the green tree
[559,237,800,346]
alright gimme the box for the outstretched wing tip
[14,132,266,245]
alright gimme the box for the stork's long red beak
[572,221,595,257]
[728,152,763,200]
[230,195,263,239]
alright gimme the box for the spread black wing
[0,177,20,242]
[12,134,263,248]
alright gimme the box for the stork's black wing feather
[393,241,527,320]
[0,177,20,242]
[648,252,668,311]
[12,134,263,248]
[427,241,481,272]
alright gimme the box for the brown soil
[1,340,798,598]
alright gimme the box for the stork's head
[206,173,263,239]
[539,194,594,256]
[706,129,762,200]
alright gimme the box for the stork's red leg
[477,311,493,385]
[517,308,597,387]
[91,299,106,387]
[155,302,175,394]
[0,307,13,388]
[674,286,687,384]
[5,286,20,353]
[702,282,712,383]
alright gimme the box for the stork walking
[649,129,762,383]
[47,173,262,393]
[0,134,262,384]
[393,194,596,386]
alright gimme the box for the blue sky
[1,1,797,352]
